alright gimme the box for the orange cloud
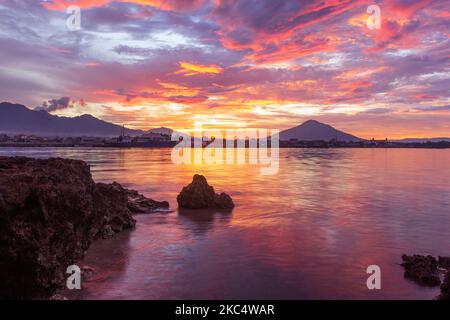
[338,66,386,80]
[175,61,223,76]
[415,93,435,100]
[247,41,335,65]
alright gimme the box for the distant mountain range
[0,102,144,137]
[1,102,449,142]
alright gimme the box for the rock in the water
[112,182,170,214]
[401,254,441,286]
[80,265,96,282]
[438,256,450,270]
[438,270,450,300]
[49,294,69,300]
[0,156,136,299]
[214,192,235,209]
[177,174,234,209]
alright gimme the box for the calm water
[1,147,449,299]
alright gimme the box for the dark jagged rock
[438,256,450,270]
[401,254,440,286]
[177,175,215,209]
[49,294,69,300]
[438,270,450,300]
[92,182,136,239]
[111,182,169,213]
[214,192,235,210]
[0,156,140,299]
[177,175,234,209]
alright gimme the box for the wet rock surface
[401,254,440,286]
[177,175,234,209]
[0,156,167,299]
[80,265,96,282]
[438,256,450,270]
[92,182,136,239]
[438,270,450,300]
[49,294,69,300]
[401,254,450,300]
[114,182,169,213]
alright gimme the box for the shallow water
[1,147,449,299]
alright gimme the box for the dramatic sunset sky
[0,0,449,138]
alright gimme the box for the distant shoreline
[1,143,450,149]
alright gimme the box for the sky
[0,0,449,139]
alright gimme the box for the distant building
[136,132,171,142]
[0,134,9,142]
[118,136,133,143]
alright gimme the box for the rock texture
[91,182,136,239]
[401,254,440,286]
[0,156,167,299]
[117,182,169,213]
[177,175,234,209]
[438,270,450,300]
[401,254,450,300]
[439,256,450,270]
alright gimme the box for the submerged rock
[49,294,69,300]
[111,182,169,214]
[0,156,168,299]
[401,254,440,286]
[177,174,234,209]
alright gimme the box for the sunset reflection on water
[1,147,449,299]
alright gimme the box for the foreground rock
[91,182,136,239]
[401,254,440,286]
[177,175,234,209]
[0,156,167,299]
[439,256,450,270]
[401,254,450,300]
[438,270,450,300]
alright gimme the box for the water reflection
[1,147,449,299]
[178,208,233,237]
[63,228,134,300]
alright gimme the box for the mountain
[0,102,143,137]
[279,120,362,142]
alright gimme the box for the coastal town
[1,132,450,148]
[0,131,177,148]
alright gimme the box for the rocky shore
[2,155,447,301]
[401,254,450,300]
[0,156,168,299]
